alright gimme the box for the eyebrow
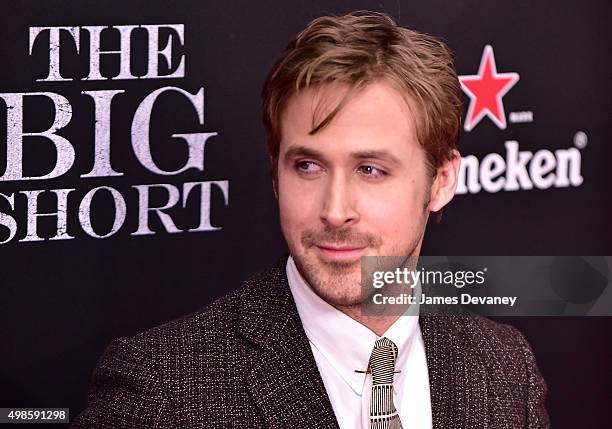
[283,145,402,166]
[284,146,323,160]
[350,150,402,166]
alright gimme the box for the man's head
[262,12,462,309]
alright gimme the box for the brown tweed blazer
[72,257,550,428]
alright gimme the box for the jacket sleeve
[507,325,551,429]
[70,337,175,429]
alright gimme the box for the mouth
[315,244,366,263]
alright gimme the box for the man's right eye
[295,160,323,175]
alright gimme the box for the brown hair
[262,11,462,181]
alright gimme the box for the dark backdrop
[1,1,610,427]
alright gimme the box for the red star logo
[459,45,519,132]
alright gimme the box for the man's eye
[357,165,387,178]
[295,161,323,174]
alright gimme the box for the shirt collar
[286,255,420,395]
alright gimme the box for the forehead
[279,81,419,156]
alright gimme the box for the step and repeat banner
[1,0,610,427]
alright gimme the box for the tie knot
[369,337,398,385]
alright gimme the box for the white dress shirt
[286,256,433,429]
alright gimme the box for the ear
[427,149,461,212]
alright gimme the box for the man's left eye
[357,165,387,178]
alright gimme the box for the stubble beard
[291,225,425,310]
[295,255,363,308]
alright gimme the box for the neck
[334,304,410,336]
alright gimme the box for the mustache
[301,226,381,248]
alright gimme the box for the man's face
[277,81,432,309]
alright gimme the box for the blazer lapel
[420,315,489,429]
[239,258,339,429]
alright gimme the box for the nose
[319,172,359,228]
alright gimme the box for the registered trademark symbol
[509,111,533,124]
[574,131,588,149]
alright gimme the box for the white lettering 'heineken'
[456,140,584,194]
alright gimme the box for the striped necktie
[369,337,403,429]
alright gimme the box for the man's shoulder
[418,315,548,427]
[131,288,240,351]
[422,313,534,363]
[111,258,288,364]
[421,313,542,409]
[461,314,529,348]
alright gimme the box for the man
[72,12,549,429]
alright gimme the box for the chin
[311,289,364,308]
[297,258,362,305]
[313,283,364,307]
[295,254,389,315]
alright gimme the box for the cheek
[278,177,320,234]
[359,197,414,234]
[357,179,428,235]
